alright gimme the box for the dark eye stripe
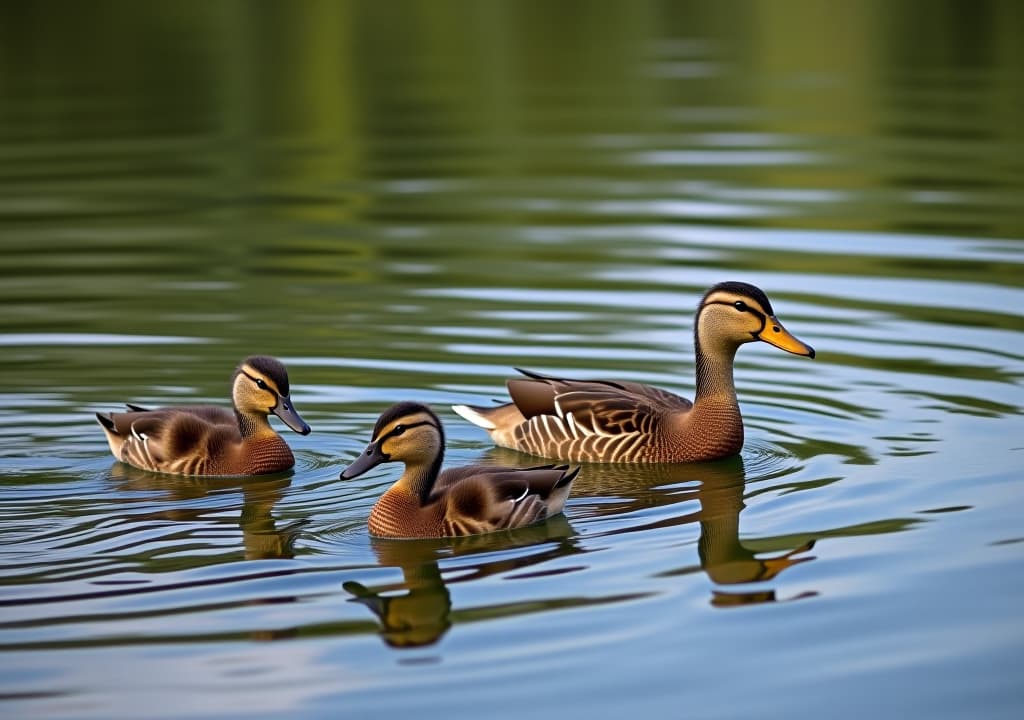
[242,371,276,395]
[707,299,764,317]
[380,419,438,442]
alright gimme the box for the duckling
[452,281,814,463]
[339,402,578,538]
[95,355,310,476]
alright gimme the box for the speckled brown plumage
[453,281,815,463]
[369,486,445,538]
[95,356,310,476]
[340,402,578,539]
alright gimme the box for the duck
[452,281,815,463]
[95,355,311,476]
[339,402,578,538]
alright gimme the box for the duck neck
[402,447,445,507]
[693,329,740,408]
[236,411,273,439]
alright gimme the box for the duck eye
[255,378,268,390]
[734,301,748,312]
[392,424,406,435]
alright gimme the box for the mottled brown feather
[344,403,578,539]
[95,356,307,476]
[453,281,814,463]
[367,463,577,539]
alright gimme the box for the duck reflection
[489,448,815,607]
[690,464,815,607]
[345,452,815,647]
[343,543,450,649]
[344,518,578,648]
[108,464,304,560]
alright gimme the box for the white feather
[451,404,497,430]
[130,423,148,442]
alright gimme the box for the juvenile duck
[339,402,578,538]
[96,355,310,476]
[452,281,814,463]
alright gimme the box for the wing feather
[102,409,241,474]
[508,372,691,435]
[441,465,577,534]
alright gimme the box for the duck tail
[95,412,118,434]
[451,404,498,430]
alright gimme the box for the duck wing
[510,368,692,417]
[176,406,238,425]
[505,370,692,461]
[101,409,240,474]
[440,464,578,536]
[123,405,236,426]
[434,464,491,491]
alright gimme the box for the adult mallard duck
[95,355,311,476]
[452,281,815,463]
[339,402,578,538]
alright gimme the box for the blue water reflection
[1,2,1023,719]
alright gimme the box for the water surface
[1,2,1023,719]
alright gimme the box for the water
[2,2,1023,718]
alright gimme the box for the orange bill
[757,316,815,358]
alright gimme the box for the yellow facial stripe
[376,413,436,442]
[702,291,768,315]
[241,367,280,395]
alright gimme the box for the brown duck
[452,281,815,463]
[339,402,578,538]
[96,355,310,476]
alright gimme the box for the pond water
[2,2,1023,719]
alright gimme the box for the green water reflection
[2,1,1022,236]
[1,2,1023,719]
